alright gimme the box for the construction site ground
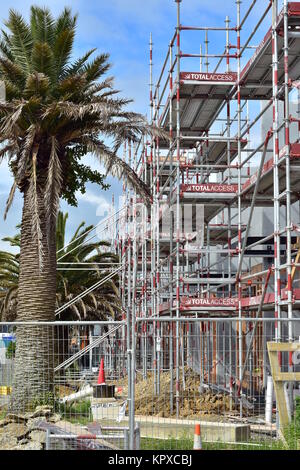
[118,367,238,420]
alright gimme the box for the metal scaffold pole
[141,137,146,379]
[175,0,181,418]
[125,141,133,446]
[156,76,161,396]
[283,0,293,341]
[226,13,233,401]
[236,0,243,418]
[169,39,175,414]
[149,31,157,397]
[272,0,281,352]
[283,0,294,416]
[129,142,138,450]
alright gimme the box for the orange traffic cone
[193,424,202,450]
[97,358,106,385]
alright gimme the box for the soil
[116,368,236,419]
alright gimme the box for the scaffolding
[3,0,300,452]
[118,0,300,425]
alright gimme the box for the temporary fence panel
[0,322,131,451]
[132,318,300,451]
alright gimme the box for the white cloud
[76,190,111,212]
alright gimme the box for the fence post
[124,428,129,450]
[135,423,141,450]
[45,430,50,450]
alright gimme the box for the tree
[0,235,19,320]
[0,212,122,322]
[0,7,158,410]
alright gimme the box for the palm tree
[0,7,158,410]
[0,212,122,322]
[0,234,20,321]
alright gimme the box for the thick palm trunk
[11,184,57,412]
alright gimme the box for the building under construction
[118,0,300,424]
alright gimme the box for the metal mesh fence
[133,318,300,450]
[0,319,299,450]
[0,322,129,451]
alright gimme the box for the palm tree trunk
[11,183,57,412]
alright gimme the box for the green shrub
[55,399,91,424]
[5,341,15,359]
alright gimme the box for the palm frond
[67,222,88,246]
[5,9,33,73]
[69,303,81,320]
[57,74,87,100]
[0,143,18,164]
[55,7,77,33]
[78,298,87,319]
[31,41,54,78]
[30,6,55,46]
[85,137,151,202]
[53,27,75,79]
[0,101,25,137]
[0,32,14,61]
[62,48,96,78]
[16,124,36,183]
[0,285,18,321]
[88,292,97,309]
[109,114,168,152]
[44,136,62,234]
[1,234,20,248]
[4,181,17,220]
[2,81,20,100]
[83,77,116,99]
[44,100,129,123]
[82,53,111,83]
[28,147,44,271]
[24,72,50,98]
[56,211,68,251]
[0,57,26,88]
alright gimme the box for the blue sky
[0,0,285,249]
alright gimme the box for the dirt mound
[118,368,235,419]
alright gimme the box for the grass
[281,399,300,451]
[140,437,291,451]
[66,414,91,426]
[55,399,92,426]
[141,398,300,451]
[141,436,194,451]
